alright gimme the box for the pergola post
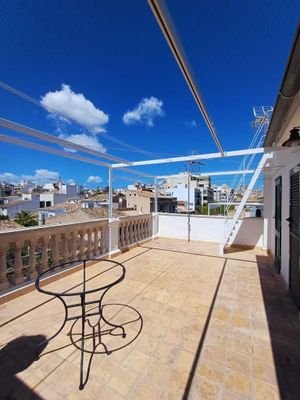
[154,177,158,213]
[108,167,113,219]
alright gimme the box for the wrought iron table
[35,259,131,389]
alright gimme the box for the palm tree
[14,211,38,227]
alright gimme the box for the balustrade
[0,215,154,294]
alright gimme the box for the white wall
[6,197,40,217]
[158,213,264,247]
[39,193,68,206]
[264,147,300,285]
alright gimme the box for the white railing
[225,109,272,215]
[0,214,155,293]
[219,108,273,254]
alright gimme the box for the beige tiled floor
[1,238,300,399]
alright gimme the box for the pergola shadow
[256,255,300,400]
[0,335,47,399]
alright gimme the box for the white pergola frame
[0,119,276,248]
[0,126,270,218]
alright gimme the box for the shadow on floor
[181,259,228,400]
[256,255,300,400]
[0,335,47,399]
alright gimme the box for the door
[289,168,300,309]
[274,177,282,273]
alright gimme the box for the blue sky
[0,0,299,188]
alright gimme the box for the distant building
[165,184,202,212]
[0,195,40,218]
[126,189,176,214]
[14,180,35,194]
[43,180,78,197]
[212,184,231,202]
[163,173,213,209]
[0,182,15,197]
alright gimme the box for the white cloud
[87,176,102,184]
[122,97,164,127]
[184,120,197,128]
[0,169,60,185]
[0,172,18,182]
[30,169,60,183]
[58,133,106,153]
[41,84,109,132]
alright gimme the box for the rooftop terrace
[1,237,299,400]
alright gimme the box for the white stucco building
[263,26,300,311]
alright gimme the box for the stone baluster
[0,246,9,291]
[28,239,38,280]
[122,224,126,247]
[130,222,134,243]
[126,223,130,245]
[137,220,140,241]
[147,218,151,237]
[39,236,49,273]
[120,223,125,248]
[128,222,132,245]
[100,227,105,254]
[123,223,126,246]
[145,219,148,238]
[78,230,86,260]
[135,221,138,242]
[135,221,139,242]
[129,223,133,245]
[145,218,149,238]
[61,233,69,265]
[129,223,133,244]
[13,241,24,285]
[50,234,60,268]
[93,227,100,257]
[118,226,122,248]
[69,231,78,262]
[86,229,92,260]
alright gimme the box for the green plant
[14,211,38,227]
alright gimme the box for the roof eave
[264,24,300,147]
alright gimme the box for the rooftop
[1,238,299,399]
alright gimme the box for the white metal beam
[157,169,255,179]
[115,167,155,178]
[0,135,111,167]
[112,148,266,168]
[0,117,132,165]
[148,0,224,155]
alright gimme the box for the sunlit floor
[1,238,299,400]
